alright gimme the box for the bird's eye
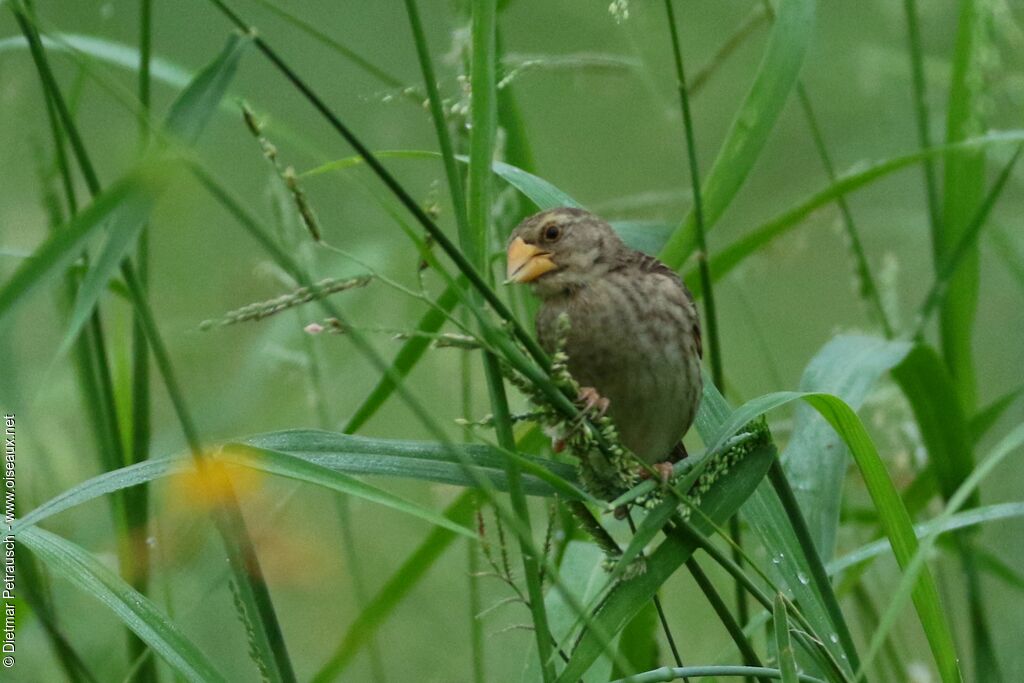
[543,224,561,241]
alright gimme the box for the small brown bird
[506,207,703,481]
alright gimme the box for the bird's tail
[670,440,689,462]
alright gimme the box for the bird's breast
[537,271,702,462]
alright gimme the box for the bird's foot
[576,386,610,417]
[638,461,675,485]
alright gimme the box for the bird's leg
[576,386,610,417]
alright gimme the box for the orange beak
[506,237,557,284]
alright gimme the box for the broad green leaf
[608,221,675,258]
[13,431,578,538]
[608,602,659,680]
[221,444,475,538]
[0,167,166,324]
[658,0,816,270]
[659,386,956,680]
[240,429,580,498]
[311,492,477,682]
[800,393,961,683]
[489,157,581,211]
[15,526,227,683]
[743,482,852,675]
[781,335,913,560]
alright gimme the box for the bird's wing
[629,251,703,359]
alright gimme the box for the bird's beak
[505,237,557,284]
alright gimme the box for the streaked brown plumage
[506,207,703,472]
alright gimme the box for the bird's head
[505,207,625,297]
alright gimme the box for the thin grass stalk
[662,0,722,390]
[793,84,892,337]
[755,0,891,337]
[127,1,156,679]
[462,343,486,683]
[688,4,769,96]
[465,2,555,677]
[685,558,768,683]
[12,7,297,678]
[403,0,470,243]
[121,264,297,683]
[902,0,943,262]
[248,0,406,91]
[662,0,743,647]
[402,4,554,670]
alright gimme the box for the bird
[505,207,703,483]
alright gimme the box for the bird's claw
[638,461,675,485]
[576,386,610,417]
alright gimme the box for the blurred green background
[1,1,1022,680]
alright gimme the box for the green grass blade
[970,384,1024,442]
[162,33,249,145]
[743,483,852,676]
[0,166,164,323]
[15,526,227,683]
[856,423,1024,681]
[342,283,461,432]
[241,429,582,498]
[938,0,993,414]
[892,345,975,503]
[973,546,1024,595]
[220,444,476,538]
[913,144,1023,335]
[781,335,913,560]
[13,432,580,536]
[774,594,798,683]
[56,171,164,355]
[800,393,962,683]
[609,602,659,680]
[523,542,619,682]
[658,0,815,270]
[689,132,1024,296]
[0,32,194,88]
[610,666,827,683]
[829,502,1024,576]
